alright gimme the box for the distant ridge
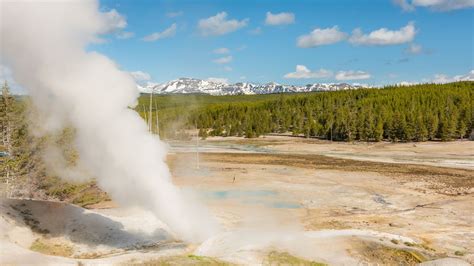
[137,77,368,95]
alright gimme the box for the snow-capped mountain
[138,78,368,95]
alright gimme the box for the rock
[389,222,402,227]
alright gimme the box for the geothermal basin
[1,136,473,265]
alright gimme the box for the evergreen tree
[374,117,384,142]
[1,81,15,153]
[139,81,474,143]
[427,113,439,140]
[457,120,467,139]
[414,114,428,141]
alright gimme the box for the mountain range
[137,78,369,95]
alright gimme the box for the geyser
[0,0,217,241]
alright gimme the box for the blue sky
[3,0,474,92]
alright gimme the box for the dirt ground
[178,135,474,170]
[1,136,472,265]
[169,136,474,264]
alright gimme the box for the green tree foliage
[137,82,473,142]
[0,83,109,204]
[1,81,16,153]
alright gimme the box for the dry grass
[263,251,327,266]
[130,254,234,266]
[30,238,74,257]
[358,241,427,265]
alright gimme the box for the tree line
[0,82,108,204]
[186,82,473,142]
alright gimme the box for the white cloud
[413,0,474,10]
[223,66,233,71]
[395,70,473,85]
[265,11,295,26]
[100,9,133,41]
[166,11,183,18]
[432,74,453,83]
[116,31,134,39]
[394,0,474,11]
[249,27,262,35]
[213,56,233,64]
[130,71,151,82]
[207,77,229,84]
[405,43,423,54]
[102,9,127,33]
[393,0,416,11]
[143,23,177,42]
[335,70,371,81]
[431,70,474,83]
[198,12,248,36]
[297,26,347,48]
[349,22,416,46]
[283,65,373,81]
[397,81,419,86]
[213,47,230,54]
[284,65,332,79]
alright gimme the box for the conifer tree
[1,81,15,153]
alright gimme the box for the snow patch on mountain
[138,78,368,95]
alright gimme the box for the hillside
[137,81,474,141]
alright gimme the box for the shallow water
[168,141,272,154]
[270,201,301,209]
[201,189,301,209]
[203,189,277,199]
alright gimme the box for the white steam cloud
[0,0,217,242]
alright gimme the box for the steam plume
[0,0,217,241]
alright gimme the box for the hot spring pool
[200,189,301,209]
